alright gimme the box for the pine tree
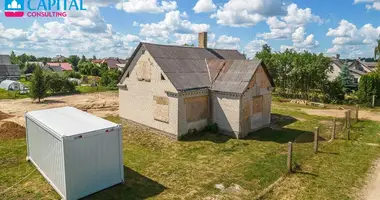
[338,64,356,93]
[29,66,48,103]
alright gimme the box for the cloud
[244,39,267,57]
[64,6,108,33]
[138,10,209,40]
[116,0,177,13]
[280,27,319,51]
[257,4,322,40]
[354,0,380,10]
[326,19,380,57]
[0,20,140,58]
[193,0,216,13]
[214,35,241,49]
[174,33,197,45]
[211,0,285,27]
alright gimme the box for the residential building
[45,63,73,72]
[118,32,275,139]
[53,55,66,62]
[92,58,128,70]
[0,55,20,82]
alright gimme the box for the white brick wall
[119,51,179,136]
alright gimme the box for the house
[45,63,73,72]
[25,61,45,67]
[92,58,128,70]
[116,63,127,71]
[328,56,366,83]
[118,32,275,139]
[0,55,20,82]
[53,55,66,62]
[349,59,377,73]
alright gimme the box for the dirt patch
[0,121,26,140]
[300,108,380,122]
[360,158,380,200]
[0,111,13,121]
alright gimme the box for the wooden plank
[185,96,209,122]
[153,96,169,123]
[252,96,263,114]
[154,96,169,105]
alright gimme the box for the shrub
[101,70,120,88]
[204,123,219,133]
[358,72,380,106]
[64,71,81,79]
[47,73,64,93]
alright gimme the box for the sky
[0,0,380,59]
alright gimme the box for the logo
[4,0,87,18]
[4,0,24,17]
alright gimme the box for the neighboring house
[25,61,45,67]
[0,55,20,82]
[328,56,367,83]
[53,55,66,62]
[118,32,275,139]
[349,59,377,73]
[45,63,73,72]
[116,63,127,71]
[92,58,128,70]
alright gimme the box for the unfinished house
[118,32,275,139]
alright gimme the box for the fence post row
[287,142,293,173]
[372,95,376,108]
[314,127,319,153]
[355,104,359,123]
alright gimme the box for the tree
[375,39,380,61]
[92,55,97,60]
[338,64,356,93]
[81,55,87,63]
[68,55,80,69]
[10,51,17,64]
[29,66,48,103]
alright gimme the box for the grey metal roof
[0,55,11,65]
[0,64,20,77]
[142,42,246,91]
[349,68,366,75]
[210,59,264,94]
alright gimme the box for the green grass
[0,103,379,199]
[0,89,29,100]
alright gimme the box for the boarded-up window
[136,61,151,82]
[154,96,169,123]
[252,96,263,114]
[185,96,208,122]
[243,100,251,119]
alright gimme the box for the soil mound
[0,122,26,140]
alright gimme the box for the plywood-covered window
[153,96,169,123]
[252,96,263,114]
[243,100,251,120]
[136,61,151,82]
[185,96,208,122]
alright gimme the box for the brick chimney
[336,54,340,59]
[198,32,207,48]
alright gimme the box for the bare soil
[0,92,119,127]
[300,108,380,122]
[0,122,26,140]
[361,159,380,200]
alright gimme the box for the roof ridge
[141,42,240,52]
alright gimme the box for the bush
[29,66,48,102]
[358,72,380,106]
[64,71,81,79]
[101,70,120,88]
[47,73,77,94]
[203,123,219,133]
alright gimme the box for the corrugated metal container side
[25,107,124,200]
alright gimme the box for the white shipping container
[25,107,124,200]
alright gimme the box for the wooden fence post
[331,118,336,141]
[314,127,319,153]
[355,104,359,123]
[347,128,350,140]
[287,142,293,173]
[372,95,376,108]
[347,110,351,129]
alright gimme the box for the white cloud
[244,39,267,57]
[281,27,319,51]
[257,4,322,40]
[174,33,197,45]
[0,20,140,58]
[326,19,380,57]
[354,0,380,10]
[211,0,285,27]
[138,10,209,40]
[64,7,107,33]
[213,35,241,49]
[116,0,177,13]
[193,0,216,13]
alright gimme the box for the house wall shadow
[83,166,166,200]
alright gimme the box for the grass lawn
[0,103,379,199]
